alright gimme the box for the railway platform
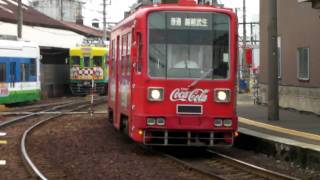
[236,93,320,169]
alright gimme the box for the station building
[259,0,320,114]
[0,0,103,98]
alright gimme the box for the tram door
[9,62,16,88]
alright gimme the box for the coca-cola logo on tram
[170,88,209,103]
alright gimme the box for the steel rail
[160,149,299,180]
[161,152,227,180]
[207,149,300,180]
[3,101,74,113]
[20,100,105,180]
[0,111,108,115]
[0,97,104,127]
[0,101,76,128]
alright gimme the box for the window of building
[297,47,309,80]
[32,1,39,7]
[0,63,6,82]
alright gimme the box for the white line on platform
[0,160,6,166]
[0,132,6,136]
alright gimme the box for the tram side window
[93,56,103,67]
[0,63,6,82]
[137,33,142,73]
[111,40,115,77]
[20,63,30,82]
[30,59,36,76]
[121,35,127,75]
[10,62,16,82]
[71,56,80,65]
[83,56,90,67]
[127,32,131,75]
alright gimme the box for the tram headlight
[148,87,164,101]
[214,119,223,127]
[146,117,165,126]
[147,118,156,126]
[214,89,231,103]
[156,117,165,126]
[223,119,233,127]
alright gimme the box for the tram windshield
[83,56,90,67]
[93,56,103,67]
[148,11,230,79]
[71,56,80,65]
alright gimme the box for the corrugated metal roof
[61,21,103,38]
[0,0,103,37]
[0,0,66,29]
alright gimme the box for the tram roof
[112,2,234,31]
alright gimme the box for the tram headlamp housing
[223,119,233,127]
[147,118,156,126]
[146,117,165,126]
[214,89,231,103]
[156,117,165,126]
[214,118,233,127]
[148,87,164,101]
[214,119,223,127]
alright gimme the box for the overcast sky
[22,0,259,27]
[82,0,137,26]
[82,0,259,27]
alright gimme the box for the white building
[31,0,83,22]
[0,0,102,97]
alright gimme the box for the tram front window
[83,56,90,67]
[71,56,80,65]
[93,56,103,67]
[148,11,230,79]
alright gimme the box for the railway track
[0,98,81,116]
[161,148,299,180]
[0,97,106,180]
[0,97,80,112]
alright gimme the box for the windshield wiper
[187,69,213,88]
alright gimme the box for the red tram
[108,0,238,146]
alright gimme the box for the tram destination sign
[167,13,212,30]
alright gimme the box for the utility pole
[268,0,279,120]
[250,22,253,45]
[60,0,63,21]
[17,0,23,38]
[103,0,107,46]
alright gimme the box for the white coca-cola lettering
[170,88,209,103]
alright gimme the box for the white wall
[0,22,85,48]
[31,0,82,22]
